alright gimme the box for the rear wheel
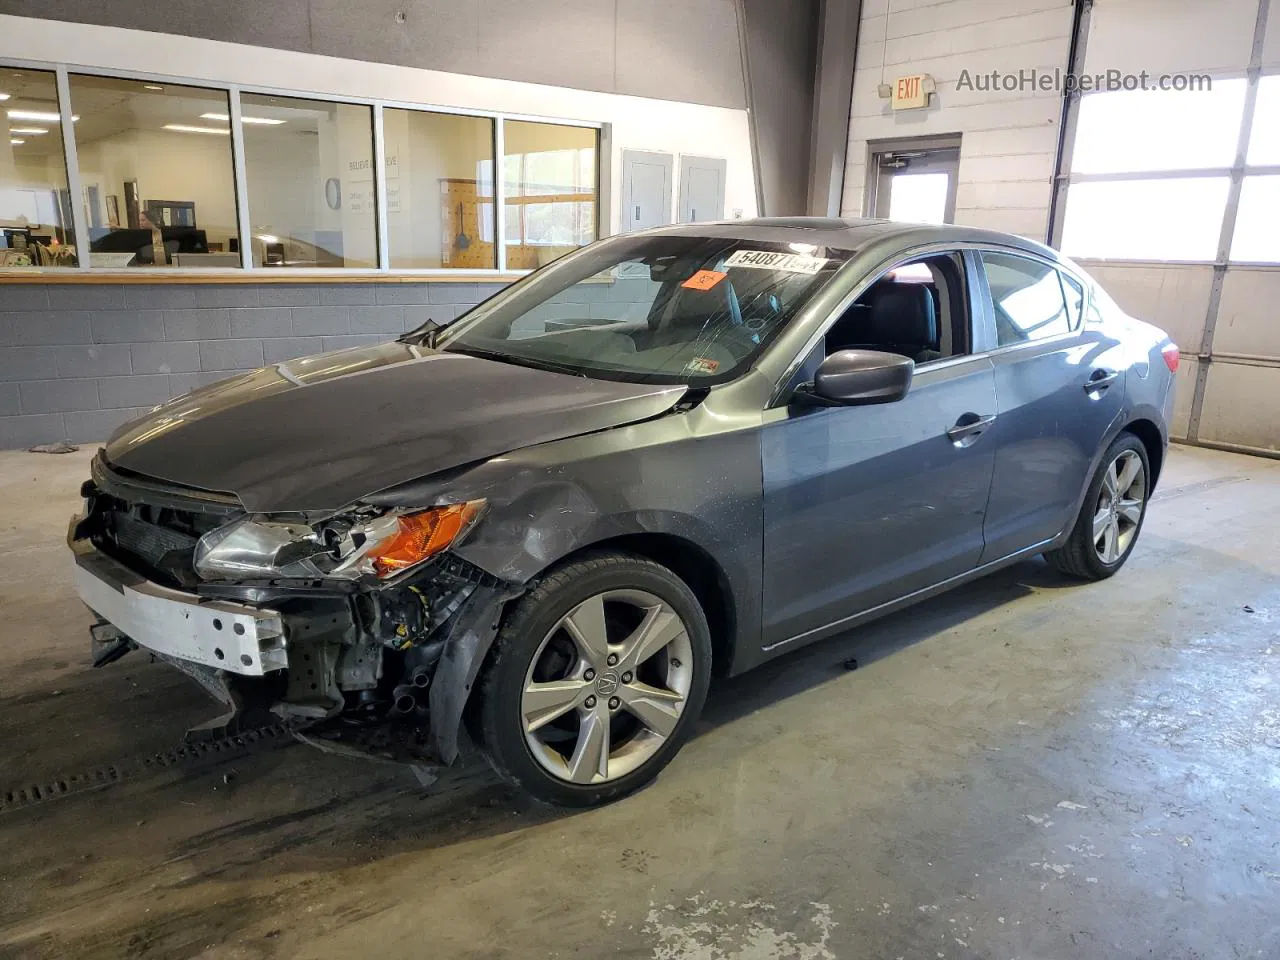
[476,551,711,807]
[1046,432,1150,580]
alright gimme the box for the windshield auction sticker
[724,250,828,274]
[682,269,728,291]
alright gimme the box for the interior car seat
[827,282,943,363]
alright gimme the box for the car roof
[635,216,1061,262]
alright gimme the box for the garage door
[1051,0,1280,455]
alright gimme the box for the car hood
[103,342,687,512]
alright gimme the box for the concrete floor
[0,443,1277,959]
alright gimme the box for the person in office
[137,209,168,265]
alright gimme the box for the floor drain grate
[0,724,294,815]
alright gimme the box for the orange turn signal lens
[370,501,485,579]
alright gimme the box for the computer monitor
[161,227,208,253]
[2,228,31,249]
[90,229,153,253]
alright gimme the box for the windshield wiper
[399,319,446,349]
[444,345,588,378]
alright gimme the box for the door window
[870,143,960,224]
[981,252,1078,347]
[822,252,970,365]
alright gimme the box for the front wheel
[475,551,712,807]
[1046,432,1151,580]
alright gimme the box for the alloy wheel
[1093,449,1146,564]
[521,589,694,785]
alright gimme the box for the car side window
[822,251,971,366]
[981,251,1074,347]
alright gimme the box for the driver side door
[759,250,998,651]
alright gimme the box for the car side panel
[979,327,1129,561]
[759,356,998,649]
[373,404,768,675]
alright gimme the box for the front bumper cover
[68,515,524,766]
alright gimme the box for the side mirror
[801,349,914,406]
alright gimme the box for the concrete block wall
[0,282,506,449]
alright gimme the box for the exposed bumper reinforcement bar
[68,521,288,677]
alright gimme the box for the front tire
[1046,432,1150,581]
[476,551,712,807]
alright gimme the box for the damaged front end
[69,455,522,767]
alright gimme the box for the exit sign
[891,74,934,110]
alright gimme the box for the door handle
[1085,369,1119,393]
[947,413,996,445]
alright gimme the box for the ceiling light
[9,127,48,135]
[7,110,76,123]
[0,94,9,101]
[143,84,164,91]
[200,112,284,125]
[163,124,230,135]
[10,138,24,145]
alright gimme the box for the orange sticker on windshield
[686,356,720,375]
[681,269,727,291]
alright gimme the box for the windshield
[416,235,854,384]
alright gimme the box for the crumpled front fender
[427,579,526,764]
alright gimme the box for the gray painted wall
[808,0,861,216]
[0,281,503,449]
[738,0,820,216]
[0,0,747,109]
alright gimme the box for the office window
[1060,178,1230,261]
[383,109,495,269]
[241,94,377,268]
[1247,75,1280,166]
[503,121,597,270]
[0,68,77,267]
[68,75,239,268]
[1230,175,1280,263]
[1071,80,1247,175]
[982,252,1073,347]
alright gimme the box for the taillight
[1161,343,1180,373]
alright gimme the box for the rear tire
[475,551,712,807]
[1046,432,1150,581]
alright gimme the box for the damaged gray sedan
[68,218,1177,806]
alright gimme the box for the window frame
[768,243,991,407]
[0,55,607,277]
[0,64,77,266]
[65,72,242,269]
[816,250,973,366]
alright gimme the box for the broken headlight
[193,501,486,582]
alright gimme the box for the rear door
[975,249,1127,561]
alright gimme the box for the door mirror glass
[807,349,914,406]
